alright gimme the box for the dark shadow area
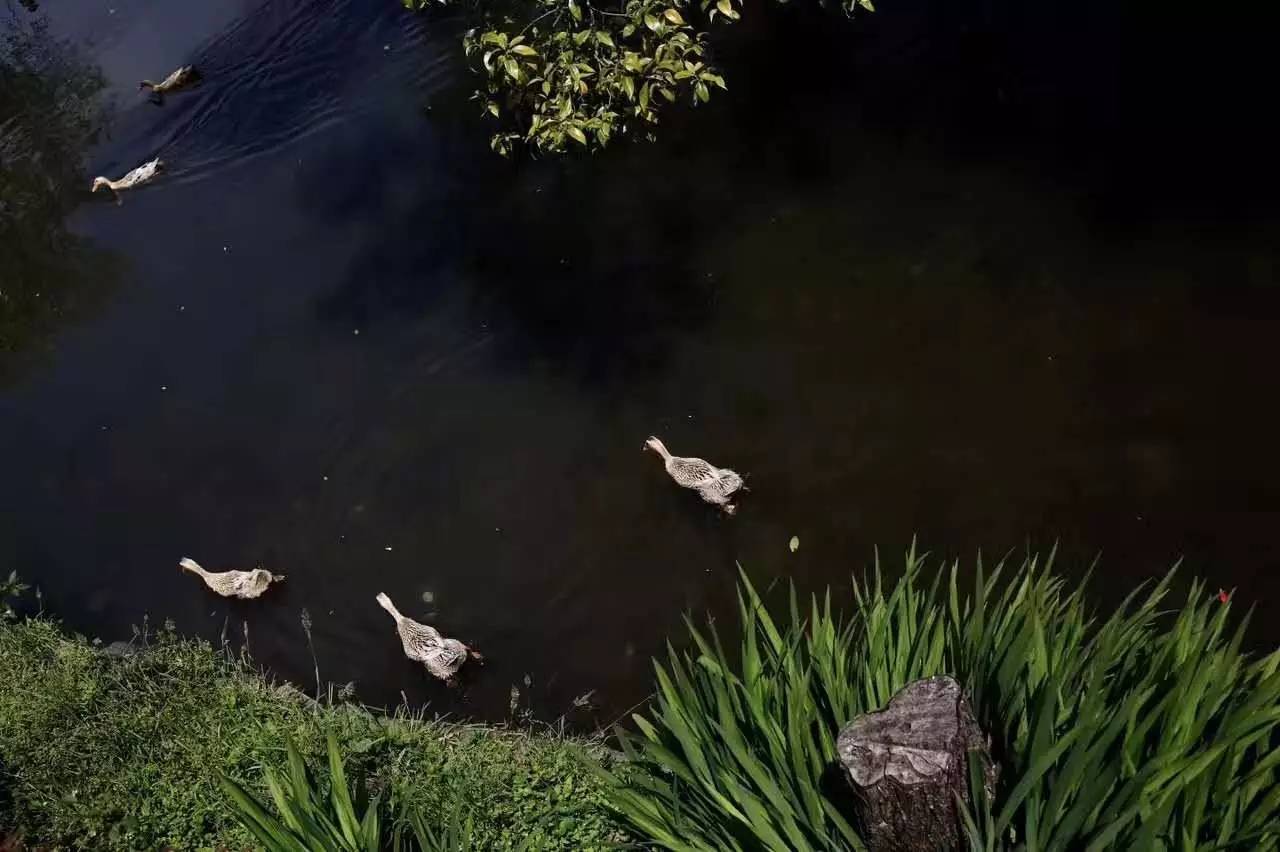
[0,2,118,384]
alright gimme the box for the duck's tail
[179,557,205,576]
[375,592,402,622]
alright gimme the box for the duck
[179,557,284,599]
[91,158,164,205]
[139,65,200,100]
[644,436,745,514]
[375,592,482,684]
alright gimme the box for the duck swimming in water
[644,436,745,515]
[376,592,482,685]
[91,158,164,205]
[179,557,284,599]
[140,65,200,101]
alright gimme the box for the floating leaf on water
[420,590,434,604]
[789,536,800,553]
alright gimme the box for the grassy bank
[0,620,628,850]
[5,550,1280,851]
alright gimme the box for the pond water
[2,0,1278,722]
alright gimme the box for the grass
[0,619,629,850]
[603,548,1280,851]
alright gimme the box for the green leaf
[789,536,800,553]
[663,8,685,24]
[566,125,588,145]
[569,0,583,21]
[510,44,538,56]
[695,81,709,103]
[487,101,500,118]
[504,58,521,81]
[595,31,615,48]
[644,13,661,31]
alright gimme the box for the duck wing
[668,456,718,487]
[397,619,443,660]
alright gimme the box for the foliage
[221,731,554,851]
[0,571,26,621]
[403,0,874,155]
[0,619,629,850]
[221,733,384,852]
[604,549,1280,851]
[955,560,1280,852]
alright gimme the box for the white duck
[644,436,745,514]
[91,158,164,205]
[179,557,283,599]
[376,592,482,684]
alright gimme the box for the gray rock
[102,641,137,659]
[837,675,996,852]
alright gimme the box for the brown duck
[644,436,745,514]
[376,592,481,684]
[179,557,283,599]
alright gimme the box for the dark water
[2,0,1278,723]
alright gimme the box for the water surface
[2,0,1278,722]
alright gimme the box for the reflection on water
[93,0,448,189]
[0,3,116,382]
[0,0,1277,723]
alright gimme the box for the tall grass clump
[605,547,1280,851]
[222,731,556,851]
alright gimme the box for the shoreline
[0,618,630,850]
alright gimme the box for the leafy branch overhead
[403,0,875,155]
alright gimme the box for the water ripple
[94,0,456,185]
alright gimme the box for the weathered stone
[102,640,137,659]
[836,675,995,852]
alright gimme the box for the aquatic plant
[603,550,1280,850]
[402,0,875,155]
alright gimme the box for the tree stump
[836,676,995,852]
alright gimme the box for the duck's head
[91,177,110,193]
[644,436,669,457]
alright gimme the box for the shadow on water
[0,2,119,384]
[0,0,1277,722]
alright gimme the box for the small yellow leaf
[789,536,800,553]
[663,8,685,24]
